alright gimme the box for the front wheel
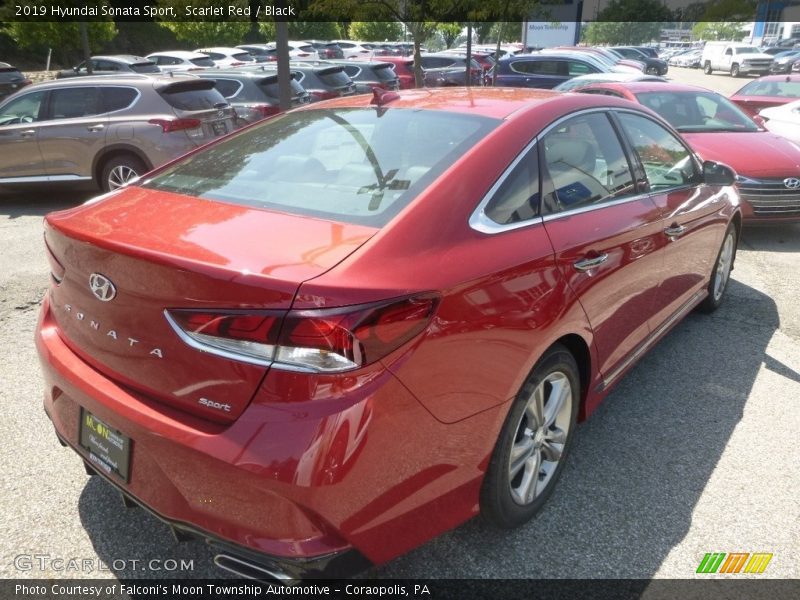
[481,344,579,528]
[704,61,712,74]
[730,63,740,77]
[698,223,737,313]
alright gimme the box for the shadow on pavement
[740,223,800,253]
[0,189,94,218]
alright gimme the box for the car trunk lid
[44,186,377,423]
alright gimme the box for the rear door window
[49,87,103,119]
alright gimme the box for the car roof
[197,47,248,54]
[303,87,644,121]
[147,50,209,59]
[22,73,198,89]
[91,55,152,64]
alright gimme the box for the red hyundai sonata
[36,88,741,579]
[575,81,800,223]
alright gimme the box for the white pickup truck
[701,42,773,77]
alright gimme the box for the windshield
[143,108,498,227]
[737,79,800,97]
[635,91,760,132]
[734,47,760,54]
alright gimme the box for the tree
[436,23,463,49]
[2,21,116,67]
[691,22,746,41]
[288,21,344,40]
[349,21,403,42]
[156,0,250,47]
[583,0,672,45]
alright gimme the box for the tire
[730,63,740,77]
[481,344,580,529]
[101,155,146,192]
[704,61,712,74]
[698,223,737,313]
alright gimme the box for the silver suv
[0,74,237,191]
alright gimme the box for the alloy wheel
[107,165,139,190]
[713,231,735,301]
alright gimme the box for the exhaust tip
[213,554,296,583]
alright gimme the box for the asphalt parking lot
[1,67,798,581]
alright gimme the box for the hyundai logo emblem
[89,273,116,302]
[784,177,800,190]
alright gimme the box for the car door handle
[573,253,609,272]
[87,124,105,132]
[19,129,36,138]
[664,225,687,238]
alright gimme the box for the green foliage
[2,21,117,66]
[436,23,463,48]
[701,0,757,21]
[583,22,664,45]
[156,0,250,46]
[691,22,746,41]
[288,22,343,40]
[349,22,404,42]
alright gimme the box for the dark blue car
[494,53,606,89]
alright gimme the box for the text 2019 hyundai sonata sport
[36,88,741,579]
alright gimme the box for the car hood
[683,131,800,177]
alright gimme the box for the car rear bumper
[35,292,491,575]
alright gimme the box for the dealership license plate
[211,120,228,136]
[79,408,131,482]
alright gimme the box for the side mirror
[703,160,736,186]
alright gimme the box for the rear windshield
[143,107,498,227]
[635,91,759,133]
[374,64,398,81]
[131,62,160,73]
[737,80,800,98]
[317,68,352,88]
[190,57,216,67]
[159,81,228,111]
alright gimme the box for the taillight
[251,104,281,118]
[148,118,201,133]
[166,294,438,373]
[230,61,244,66]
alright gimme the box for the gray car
[0,74,237,191]
[56,55,161,79]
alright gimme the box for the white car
[760,99,800,145]
[332,40,374,59]
[146,51,216,72]
[195,47,257,68]
[553,72,666,92]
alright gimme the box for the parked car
[302,40,345,59]
[610,46,669,75]
[195,47,257,68]
[0,62,31,99]
[0,74,236,191]
[761,46,793,56]
[315,60,400,93]
[258,62,355,101]
[332,40,373,59]
[495,52,607,89]
[702,42,773,77]
[553,72,666,92]
[577,81,800,222]
[672,49,703,68]
[378,56,417,89]
[35,87,740,580]
[146,51,216,72]
[544,47,643,73]
[729,74,800,116]
[194,69,310,124]
[768,50,800,73]
[759,98,800,144]
[418,53,484,86]
[57,55,160,79]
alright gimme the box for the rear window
[143,107,498,227]
[374,64,398,81]
[257,77,305,100]
[101,87,138,112]
[233,53,255,62]
[317,67,352,88]
[159,81,228,111]
[190,57,216,68]
[131,62,159,73]
[299,45,315,53]
[737,80,800,98]
[0,68,23,82]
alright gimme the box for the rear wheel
[481,344,579,528]
[698,224,737,313]
[704,61,712,74]
[101,155,146,192]
[730,63,740,77]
